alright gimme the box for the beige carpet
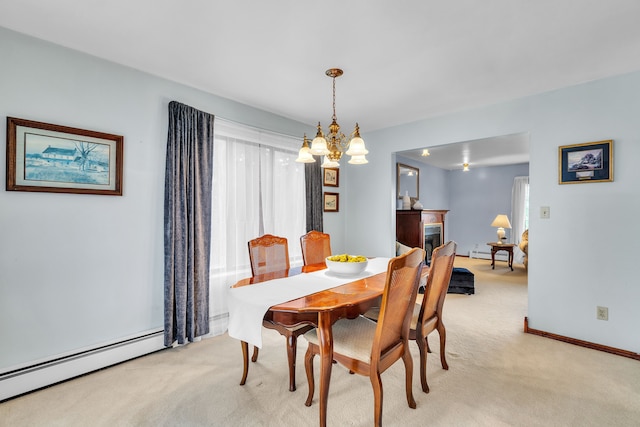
[2,257,639,426]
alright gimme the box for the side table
[486,243,515,271]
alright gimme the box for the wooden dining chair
[411,240,456,393]
[300,230,332,266]
[364,241,457,394]
[243,234,313,392]
[303,247,425,426]
[248,234,290,275]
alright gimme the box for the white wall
[395,154,450,210]
[346,75,640,354]
[0,27,310,391]
[448,163,529,256]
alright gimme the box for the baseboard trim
[523,317,640,361]
[0,329,165,402]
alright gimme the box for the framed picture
[323,167,339,187]
[558,140,613,184]
[323,192,339,212]
[6,117,123,195]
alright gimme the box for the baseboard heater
[469,250,508,261]
[0,312,233,402]
[0,328,165,402]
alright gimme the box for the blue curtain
[305,160,323,232]
[164,101,214,346]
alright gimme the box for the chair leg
[304,344,316,407]
[240,341,249,385]
[251,346,259,362]
[425,335,432,353]
[370,371,384,427]
[402,347,417,409]
[437,323,449,370]
[286,334,297,392]
[415,335,430,393]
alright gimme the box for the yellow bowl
[325,256,368,275]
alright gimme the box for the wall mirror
[397,163,419,200]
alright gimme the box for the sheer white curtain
[208,119,306,334]
[511,176,529,263]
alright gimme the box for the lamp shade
[321,156,339,168]
[347,154,368,165]
[310,135,329,156]
[295,145,315,163]
[295,135,316,163]
[345,136,368,156]
[491,214,512,229]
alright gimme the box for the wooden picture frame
[323,167,339,187]
[6,117,123,195]
[558,140,613,184]
[323,192,339,212]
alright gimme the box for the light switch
[540,206,550,219]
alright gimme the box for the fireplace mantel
[396,209,449,255]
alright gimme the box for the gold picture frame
[558,140,613,184]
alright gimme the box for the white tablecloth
[227,257,390,348]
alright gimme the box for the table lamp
[491,214,512,243]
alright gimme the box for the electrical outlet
[596,306,608,321]
[540,206,550,219]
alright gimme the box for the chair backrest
[248,234,290,276]
[372,247,425,361]
[300,230,331,265]
[417,241,457,326]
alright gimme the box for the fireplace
[423,223,443,263]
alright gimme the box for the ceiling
[2,1,640,169]
[398,133,530,170]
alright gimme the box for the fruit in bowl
[325,254,368,275]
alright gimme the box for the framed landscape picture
[558,140,613,184]
[323,167,339,187]
[6,117,123,195]
[323,192,339,212]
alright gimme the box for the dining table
[228,257,391,427]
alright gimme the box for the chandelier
[296,68,368,167]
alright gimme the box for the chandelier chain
[332,75,337,122]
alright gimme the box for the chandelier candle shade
[295,68,368,167]
[491,214,512,243]
[295,134,315,163]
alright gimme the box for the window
[209,119,306,333]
